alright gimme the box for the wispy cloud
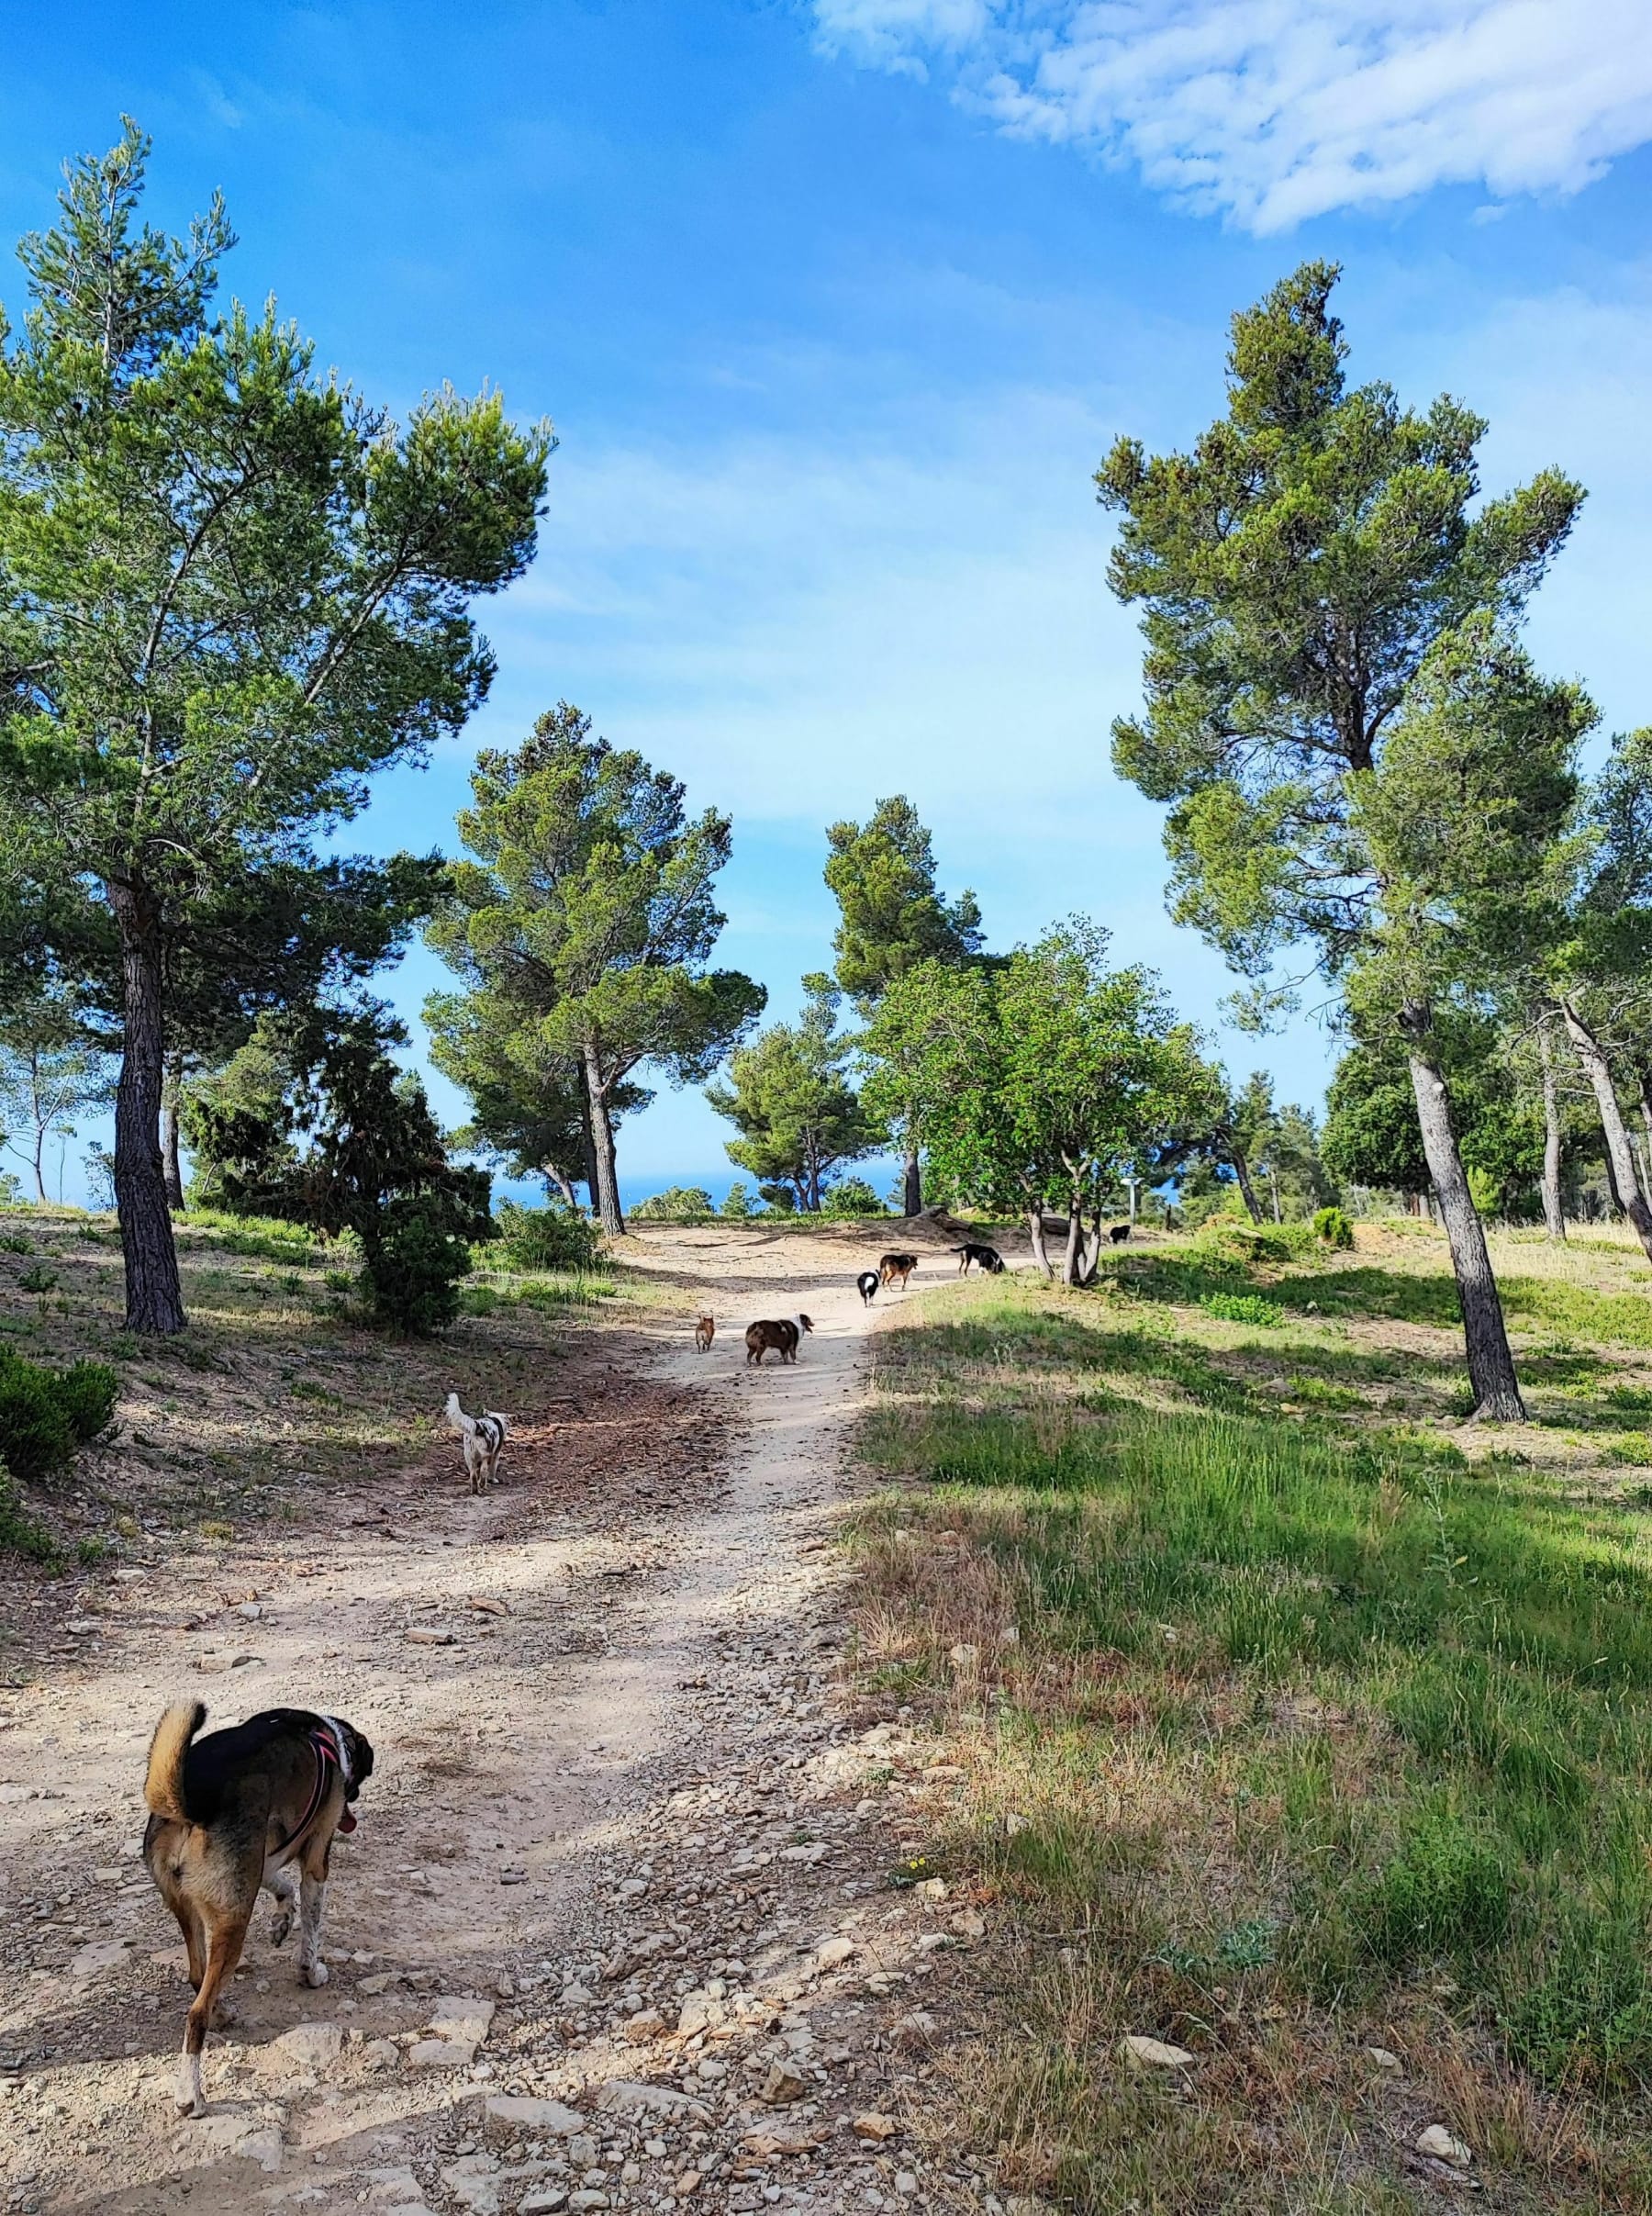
[812,0,1652,230]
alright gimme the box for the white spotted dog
[444,1392,509,1494]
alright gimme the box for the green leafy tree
[0,123,550,1331]
[426,981,646,1212]
[866,921,1218,1284]
[191,1006,491,1332]
[707,988,882,1213]
[1545,727,1652,1262]
[1099,262,1582,1419]
[428,704,765,1234]
[822,796,982,1214]
[0,990,112,1202]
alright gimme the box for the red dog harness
[274,1721,353,1856]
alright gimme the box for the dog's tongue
[338,1807,358,1835]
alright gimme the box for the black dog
[1109,1223,1133,1244]
[856,1270,880,1306]
[950,1242,1005,1275]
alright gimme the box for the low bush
[361,1195,480,1336]
[0,1353,86,1481]
[631,1185,716,1223]
[1196,1218,1317,1265]
[821,1178,888,1219]
[55,1360,119,1442]
[1200,1290,1285,1328]
[1312,1204,1355,1249]
[494,1199,604,1272]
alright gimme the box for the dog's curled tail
[144,1699,207,1823]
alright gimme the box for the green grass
[854,1279,1652,2210]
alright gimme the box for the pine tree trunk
[109,883,186,1335]
[162,1052,185,1213]
[1539,1017,1566,1242]
[902,1135,921,1218]
[581,1043,625,1235]
[1403,1019,1524,1421]
[544,1163,577,1210]
[1026,1207,1053,1279]
[1559,999,1652,1264]
[1126,1179,1139,1226]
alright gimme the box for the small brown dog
[694,1314,716,1351]
[142,1701,374,2115]
[879,1251,920,1288]
[745,1315,813,1365]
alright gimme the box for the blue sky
[5,1,1651,1201]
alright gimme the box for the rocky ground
[1,1221,1029,2216]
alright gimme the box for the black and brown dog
[142,1701,374,2116]
[878,1252,920,1289]
[950,1241,1005,1275]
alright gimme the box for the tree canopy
[427,703,765,1232]
[706,987,882,1212]
[865,920,1217,1283]
[1099,260,1584,1418]
[0,121,551,1328]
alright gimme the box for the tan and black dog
[142,1701,374,2116]
[693,1314,716,1352]
[745,1315,813,1365]
[878,1251,920,1289]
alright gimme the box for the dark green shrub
[495,1199,604,1272]
[720,1181,756,1220]
[821,1177,887,1218]
[0,1232,31,1255]
[0,1356,77,1482]
[631,1185,715,1223]
[56,1360,119,1442]
[1197,1218,1316,1264]
[1313,1205,1355,1249]
[362,1196,475,1335]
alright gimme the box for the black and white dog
[444,1392,509,1494]
[950,1241,1006,1275]
[856,1270,881,1307]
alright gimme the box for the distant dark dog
[1109,1223,1133,1244]
[950,1242,1005,1275]
[856,1270,881,1307]
[879,1252,920,1289]
[745,1314,814,1365]
[142,1701,374,2116]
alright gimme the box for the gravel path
[0,1226,1009,2216]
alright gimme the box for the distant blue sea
[490,1158,904,1216]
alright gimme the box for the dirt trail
[1,1226,999,2216]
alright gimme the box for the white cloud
[812,0,1652,230]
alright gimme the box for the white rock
[273,2020,344,2070]
[1122,2034,1194,2069]
[675,1988,728,2039]
[407,2039,473,2069]
[440,2155,503,2215]
[1415,2124,1472,2167]
[594,2079,711,2123]
[561,1982,594,2006]
[428,1996,496,2052]
[813,1936,856,1971]
[1366,2046,1401,2071]
[483,2096,586,2142]
[176,2113,283,2172]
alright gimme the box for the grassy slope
[0,1205,614,1572]
[850,1224,1652,2213]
